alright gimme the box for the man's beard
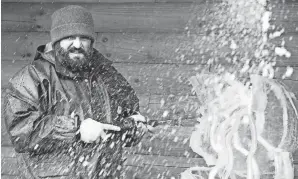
[54,43,93,73]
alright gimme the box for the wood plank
[278,79,298,102]
[1,32,51,61]
[1,147,16,158]
[270,34,298,66]
[1,0,203,2]
[270,34,298,48]
[2,136,298,177]
[3,2,297,33]
[139,94,150,108]
[1,131,200,177]
[156,0,207,2]
[1,60,31,88]
[125,153,298,170]
[1,158,19,176]
[1,175,22,179]
[0,150,199,177]
[123,166,276,179]
[123,164,188,179]
[0,0,296,3]
[276,56,298,67]
[0,162,295,179]
[98,32,215,65]
[267,2,298,33]
[125,125,202,158]
[99,42,298,66]
[124,154,206,167]
[1,153,298,178]
[271,2,298,22]
[274,67,298,81]
[1,3,194,33]
[1,0,155,2]
[123,165,282,179]
[146,94,200,123]
[4,31,298,68]
[1,123,12,146]
[1,89,12,146]
[1,90,12,146]
[113,63,200,95]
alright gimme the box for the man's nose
[72,37,82,48]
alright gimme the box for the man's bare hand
[79,118,120,143]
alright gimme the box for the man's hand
[79,118,120,143]
[130,114,155,133]
[118,113,156,147]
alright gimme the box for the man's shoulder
[92,49,113,68]
[31,58,55,71]
[31,44,57,73]
[10,59,55,84]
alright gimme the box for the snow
[262,63,275,79]
[262,11,272,32]
[162,110,170,118]
[269,29,285,39]
[275,47,291,58]
[282,66,294,79]
[180,0,296,176]
[230,40,238,50]
[34,144,39,150]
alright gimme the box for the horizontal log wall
[1,2,298,34]
[2,1,298,179]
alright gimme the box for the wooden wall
[1,1,298,178]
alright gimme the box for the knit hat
[50,5,96,45]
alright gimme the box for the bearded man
[4,5,149,179]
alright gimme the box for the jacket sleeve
[103,65,145,147]
[4,65,76,154]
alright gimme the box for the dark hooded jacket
[4,43,141,179]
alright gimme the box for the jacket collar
[34,43,113,79]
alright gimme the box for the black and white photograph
[1,0,298,178]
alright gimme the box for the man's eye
[67,36,75,40]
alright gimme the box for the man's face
[54,35,93,72]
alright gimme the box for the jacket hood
[34,43,113,79]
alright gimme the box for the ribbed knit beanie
[50,5,96,45]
